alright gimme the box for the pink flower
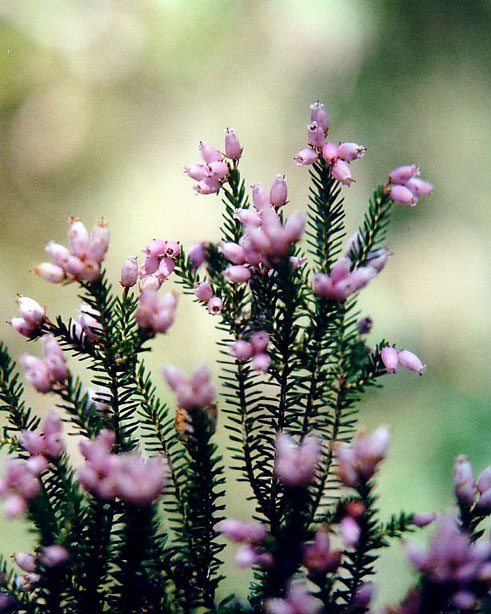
[135,290,178,335]
[269,175,288,208]
[207,296,223,315]
[219,242,246,265]
[331,159,354,185]
[337,142,366,161]
[216,518,267,543]
[303,528,342,575]
[307,122,325,148]
[313,259,377,301]
[310,101,330,133]
[224,128,242,159]
[40,545,69,567]
[274,433,321,487]
[229,340,254,361]
[194,281,214,302]
[381,346,399,374]
[251,352,271,373]
[412,512,437,528]
[454,455,475,507]
[322,142,338,164]
[294,148,318,166]
[189,242,207,269]
[336,426,391,487]
[120,256,139,288]
[223,265,251,284]
[339,516,361,547]
[389,184,418,206]
[251,184,270,210]
[397,349,426,375]
[389,165,420,185]
[197,141,223,164]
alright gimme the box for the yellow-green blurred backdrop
[0,0,490,607]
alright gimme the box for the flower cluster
[12,546,69,593]
[229,330,270,372]
[0,458,42,518]
[78,430,167,506]
[274,433,322,487]
[380,346,426,375]
[163,364,216,409]
[265,581,322,614]
[35,218,108,284]
[313,258,377,301]
[19,411,65,460]
[185,129,242,195]
[293,102,366,186]
[135,289,178,335]
[387,165,433,206]
[140,239,181,291]
[303,528,342,577]
[405,516,491,610]
[454,455,491,511]
[20,334,69,393]
[335,426,391,487]
[9,296,45,339]
[217,518,272,569]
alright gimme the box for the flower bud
[224,128,242,159]
[339,516,360,547]
[34,263,65,284]
[397,349,426,375]
[40,545,69,567]
[14,553,36,573]
[381,346,398,374]
[310,101,329,133]
[194,281,213,302]
[17,297,45,328]
[293,148,318,166]
[223,265,251,284]
[194,177,221,195]
[207,160,229,180]
[307,122,325,148]
[269,175,288,208]
[207,296,223,315]
[251,353,270,373]
[235,208,261,226]
[20,355,52,393]
[19,431,45,457]
[88,220,109,263]
[405,177,433,198]
[250,331,269,353]
[219,242,246,265]
[120,256,139,287]
[9,318,35,338]
[389,184,418,206]
[184,164,208,181]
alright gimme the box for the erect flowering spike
[310,101,330,133]
[224,128,242,159]
[269,175,288,208]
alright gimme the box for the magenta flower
[274,433,321,487]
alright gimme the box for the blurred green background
[0,0,490,607]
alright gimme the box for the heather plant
[0,102,489,614]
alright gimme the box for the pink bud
[339,516,360,547]
[68,219,90,259]
[251,184,270,210]
[207,160,230,180]
[20,355,52,393]
[194,177,221,195]
[34,263,65,284]
[45,241,70,266]
[405,177,433,198]
[310,101,330,133]
[197,142,222,164]
[331,159,354,185]
[19,431,45,457]
[63,255,84,278]
[307,122,325,148]
[189,242,207,269]
[229,340,254,361]
[163,241,181,259]
[223,265,251,284]
[389,184,418,206]
[9,318,35,338]
[289,256,306,270]
[144,239,167,257]
[322,142,338,163]
[120,256,138,287]
[219,242,246,265]
[80,261,101,282]
[235,545,258,569]
[207,296,223,315]
[235,208,261,226]
[337,142,366,162]
[269,175,288,208]
[224,128,242,159]
[4,494,27,518]
[352,583,373,608]
[14,553,36,573]
[184,164,208,181]
[397,349,426,375]
[477,466,491,494]
[454,455,475,507]
[389,165,420,185]
[412,512,437,528]
[25,456,48,475]
[88,220,109,263]
[381,346,398,374]
[294,148,318,166]
[251,353,270,373]
[40,545,69,567]
[17,296,45,328]
[250,331,269,353]
[194,281,213,302]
